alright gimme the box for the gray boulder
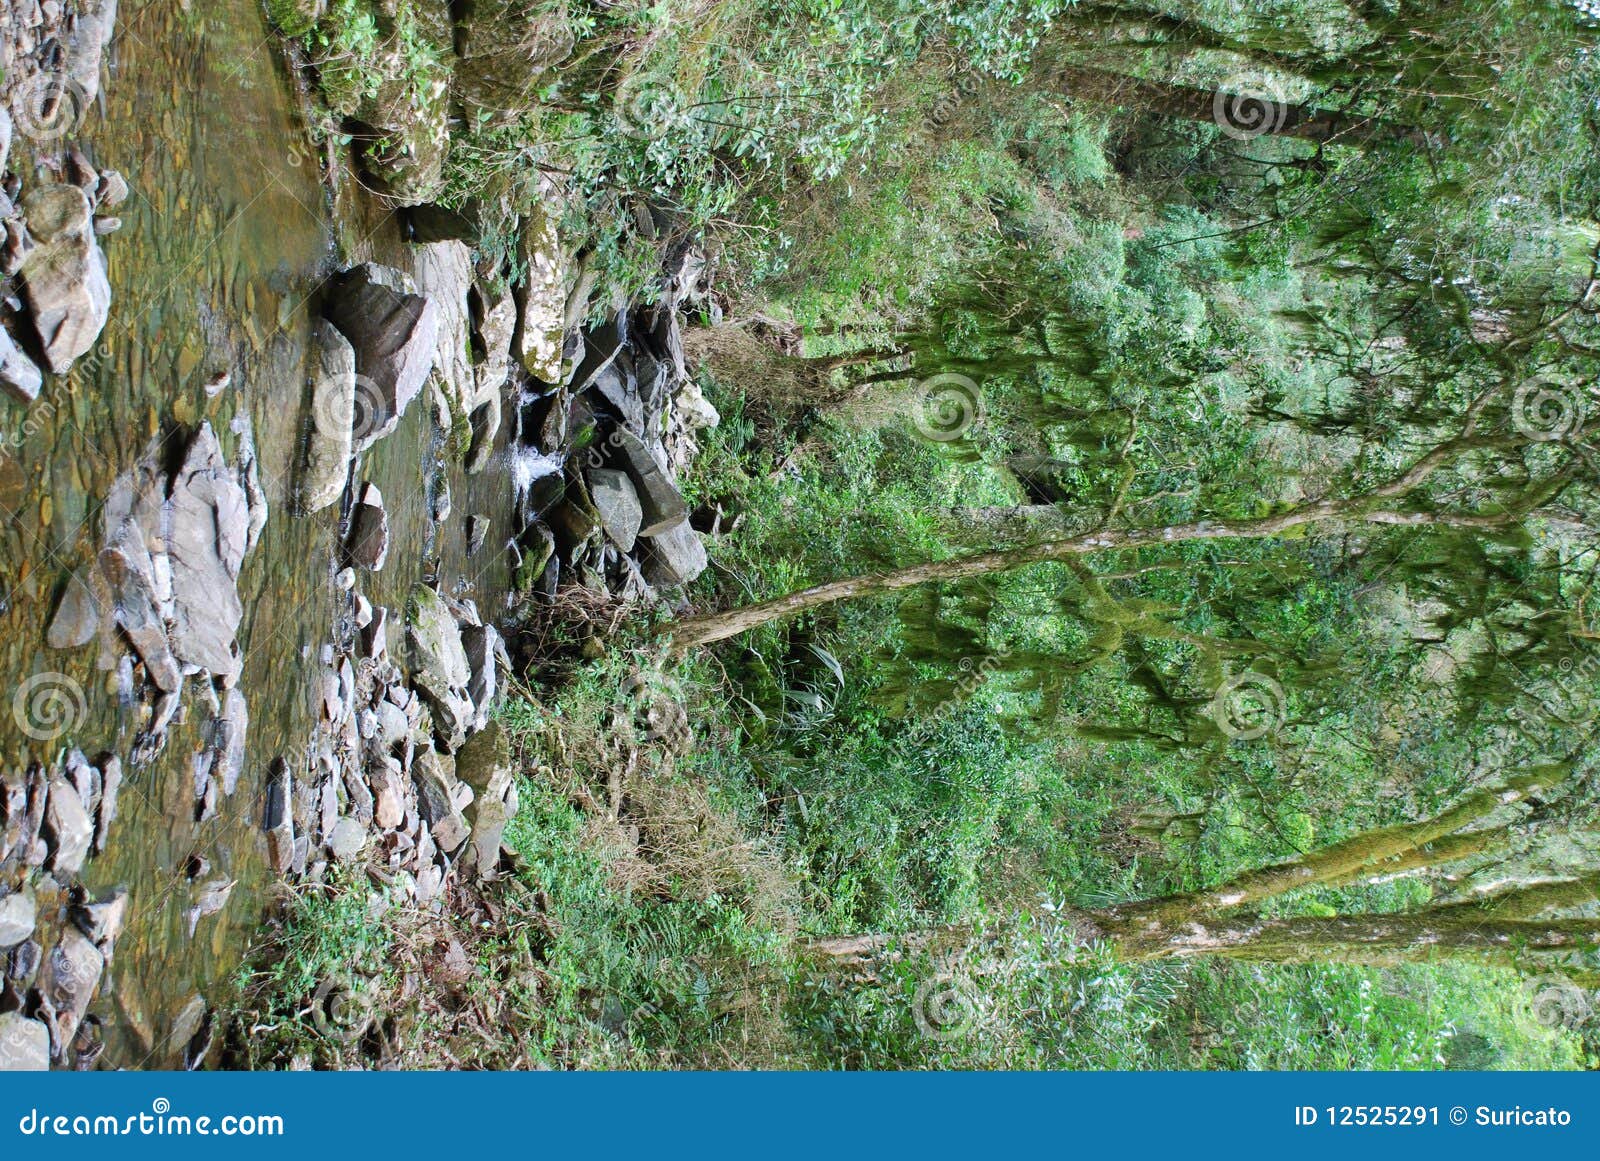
[603,428,687,536]
[98,526,180,693]
[45,777,93,876]
[262,759,295,874]
[39,928,103,1057]
[0,886,36,949]
[413,750,471,855]
[46,568,101,650]
[407,584,471,691]
[587,468,643,552]
[324,264,439,450]
[165,424,247,679]
[407,584,473,746]
[299,320,356,514]
[0,325,43,403]
[639,518,708,588]
[347,482,389,571]
[454,3,572,121]
[0,1014,50,1071]
[456,720,513,879]
[20,185,111,374]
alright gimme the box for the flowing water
[0,1,520,1067]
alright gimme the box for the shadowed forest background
[230,0,1600,1070]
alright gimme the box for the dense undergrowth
[233,0,1600,1070]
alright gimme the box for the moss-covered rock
[265,0,325,37]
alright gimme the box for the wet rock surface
[323,263,440,451]
[0,3,122,402]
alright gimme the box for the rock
[373,700,409,749]
[355,80,451,205]
[586,468,643,552]
[603,428,687,536]
[299,320,356,514]
[548,486,599,562]
[183,876,233,940]
[0,107,10,177]
[266,0,326,36]
[462,623,502,725]
[231,414,270,555]
[571,313,627,402]
[98,517,181,693]
[0,324,42,404]
[74,887,128,953]
[45,777,93,877]
[414,240,477,424]
[38,928,103,1057]
[406,202,490,245]
[676,379,721,430]
[166,424,248,679]
[0,1013,50,1071]
[95,170,130,209]
[371,763,405,830]
[362,606,390,662]
[454,2,572,120]
[8,938,43,987]
[408,585,473,747]
[328,817,367,862]
[209,687,249,797]
[63,0,119,104]
[514,203,567,383]
[407,584,471,692]
[46,568,100,649]
[263,760,296,874]
[465,514,489,556]
[456,721,513,879]
[585,359,645,434]
[0,887,36,949]
[412,751,470,854]
[639,518,709,588]
[473,281,518,397]
[95,755,121,853]
[347,482,390,570]
[324,264,439,450]
[20,185,111,374]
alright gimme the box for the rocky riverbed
[0,0,716,1070]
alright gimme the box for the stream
[0,0,521,1068]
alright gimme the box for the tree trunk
[1092,909,1600,965]
[1046,63,1422,146]
[805,767,1594,973]
[666,492,1505,650]
[667,433,1520,650]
